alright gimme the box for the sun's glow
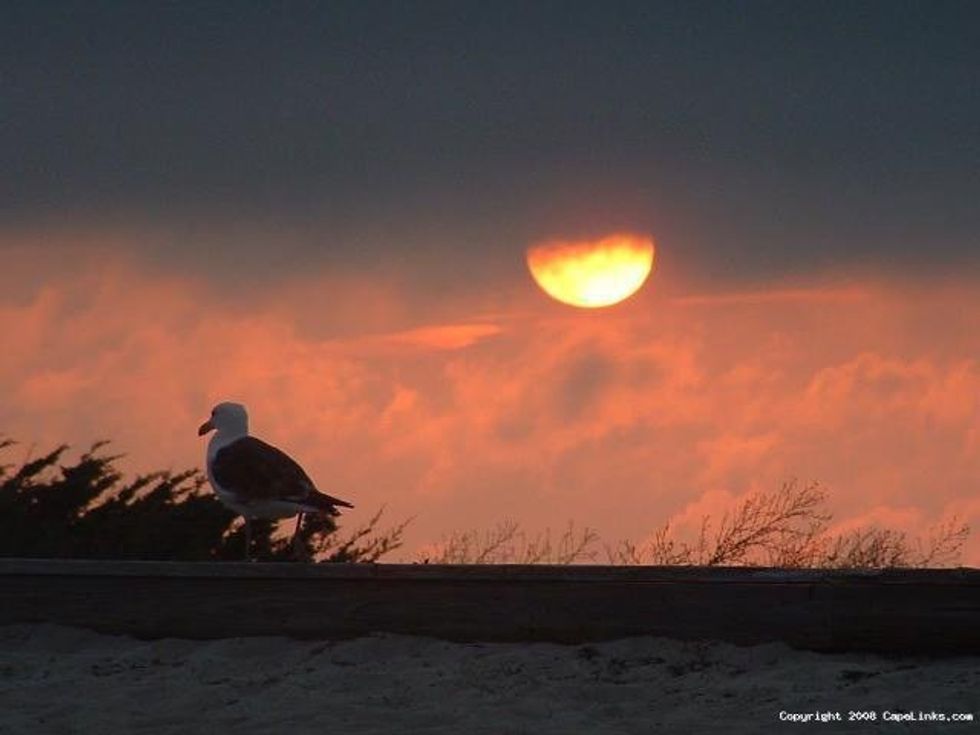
[526,233,656,308]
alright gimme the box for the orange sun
[526,233,656,308]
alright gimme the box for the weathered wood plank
[1,559,978,654]
[4,558,978,582]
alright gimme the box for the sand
[1,624,977,734]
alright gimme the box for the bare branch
[605,480,967,569]
[420,520,599,564]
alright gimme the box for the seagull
[197,402,353,560]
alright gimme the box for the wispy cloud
[358,323,503,352]
[672,285,869,307]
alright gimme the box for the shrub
[0,438,406,562]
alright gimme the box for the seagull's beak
[198,419,214,436]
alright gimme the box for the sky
[2,1,979,562]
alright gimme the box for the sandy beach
[1,624,977,734]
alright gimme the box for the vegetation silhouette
[420,481,970,568]
[2,437,969,569]
[0,438,406,562]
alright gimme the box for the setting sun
[526,233,656,308]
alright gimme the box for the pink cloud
[1,241,978,563]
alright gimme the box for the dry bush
[418,519,599,564]
[605,480,969,569]
[421,480,968,568]
[818,517,969,569]
[605,481,831,566]
[306,506,411,562]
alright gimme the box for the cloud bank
[2,242,978,562]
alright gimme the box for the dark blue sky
[3,1,978,282]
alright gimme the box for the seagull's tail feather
[305,489,355,515]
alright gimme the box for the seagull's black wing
[212,437,354,512]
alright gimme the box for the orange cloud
[340,323,504,353]
[1,242,979,564]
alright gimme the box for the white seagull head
[198,401,249,438]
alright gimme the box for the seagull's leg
[244,517,252,561]
[291,512,305,560]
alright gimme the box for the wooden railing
[2,559,978,654]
